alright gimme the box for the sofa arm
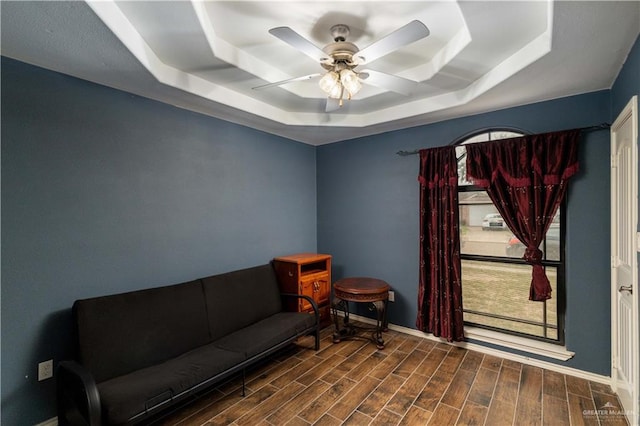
[280,293,319,318]
[281,293,320,350]
[57,360,102,426]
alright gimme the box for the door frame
[610,95,639,423]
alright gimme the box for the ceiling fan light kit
[259,20,430,111]
[319,68,361,100]
[319,71,339,94]
[339,69,362,96]
[318,25,362,104]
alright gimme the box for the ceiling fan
[253,20,430,112]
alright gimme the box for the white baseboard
[343,313,612,386]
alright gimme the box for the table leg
[371,300,386,349]
[332,297,348,343]
[383,297,389,332]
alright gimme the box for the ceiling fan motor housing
[319,24,360,70]
[321,41,359,70]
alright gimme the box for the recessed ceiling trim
[86,1,164,81]
[82,0,626,132]
[405,26,472,83]
[189,0,296,93]
[89,0,555,129]
[463,30,552,102]
[87,0,308,126]
[2,1,638,145]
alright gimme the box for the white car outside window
[482,213,506,230]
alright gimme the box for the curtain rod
[395,122,612,157]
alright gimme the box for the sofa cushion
[202,264,283,341]
[97,343,245,425]
[213,312,316,358]
[74,280,210,383]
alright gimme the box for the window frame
[453,128,567,346]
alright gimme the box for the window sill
[337,312,575,362]
[464,326,575,361]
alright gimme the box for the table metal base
[331,298,388,349]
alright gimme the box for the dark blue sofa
[56,263,320,425]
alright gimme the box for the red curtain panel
[465,130,580,301]
[416,146,464,342]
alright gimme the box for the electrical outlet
[388,290,395,302]
[38,359,53,381]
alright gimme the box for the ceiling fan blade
[355,20,429,65]
[360,69,418,96]
[269,27,330,63]
[252,73,321,90]
[325,97,341,112]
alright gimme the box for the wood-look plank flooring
[154,325,629,426]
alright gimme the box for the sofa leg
[315,329,320,351]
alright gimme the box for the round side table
[331,277,390,349]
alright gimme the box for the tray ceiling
[1,1,639,145]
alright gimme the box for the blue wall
[612,35,640,119]
[317,91,613,374]
[1,57,317,424]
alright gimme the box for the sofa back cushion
[202,264,283,341]
[74,280,210,383]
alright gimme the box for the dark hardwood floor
[155,325,629,425]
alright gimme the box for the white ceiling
[1,1,639,145]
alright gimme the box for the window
[456,130,565,344]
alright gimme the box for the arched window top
[455,128,526,186]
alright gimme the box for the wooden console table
[331,277,390,349]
